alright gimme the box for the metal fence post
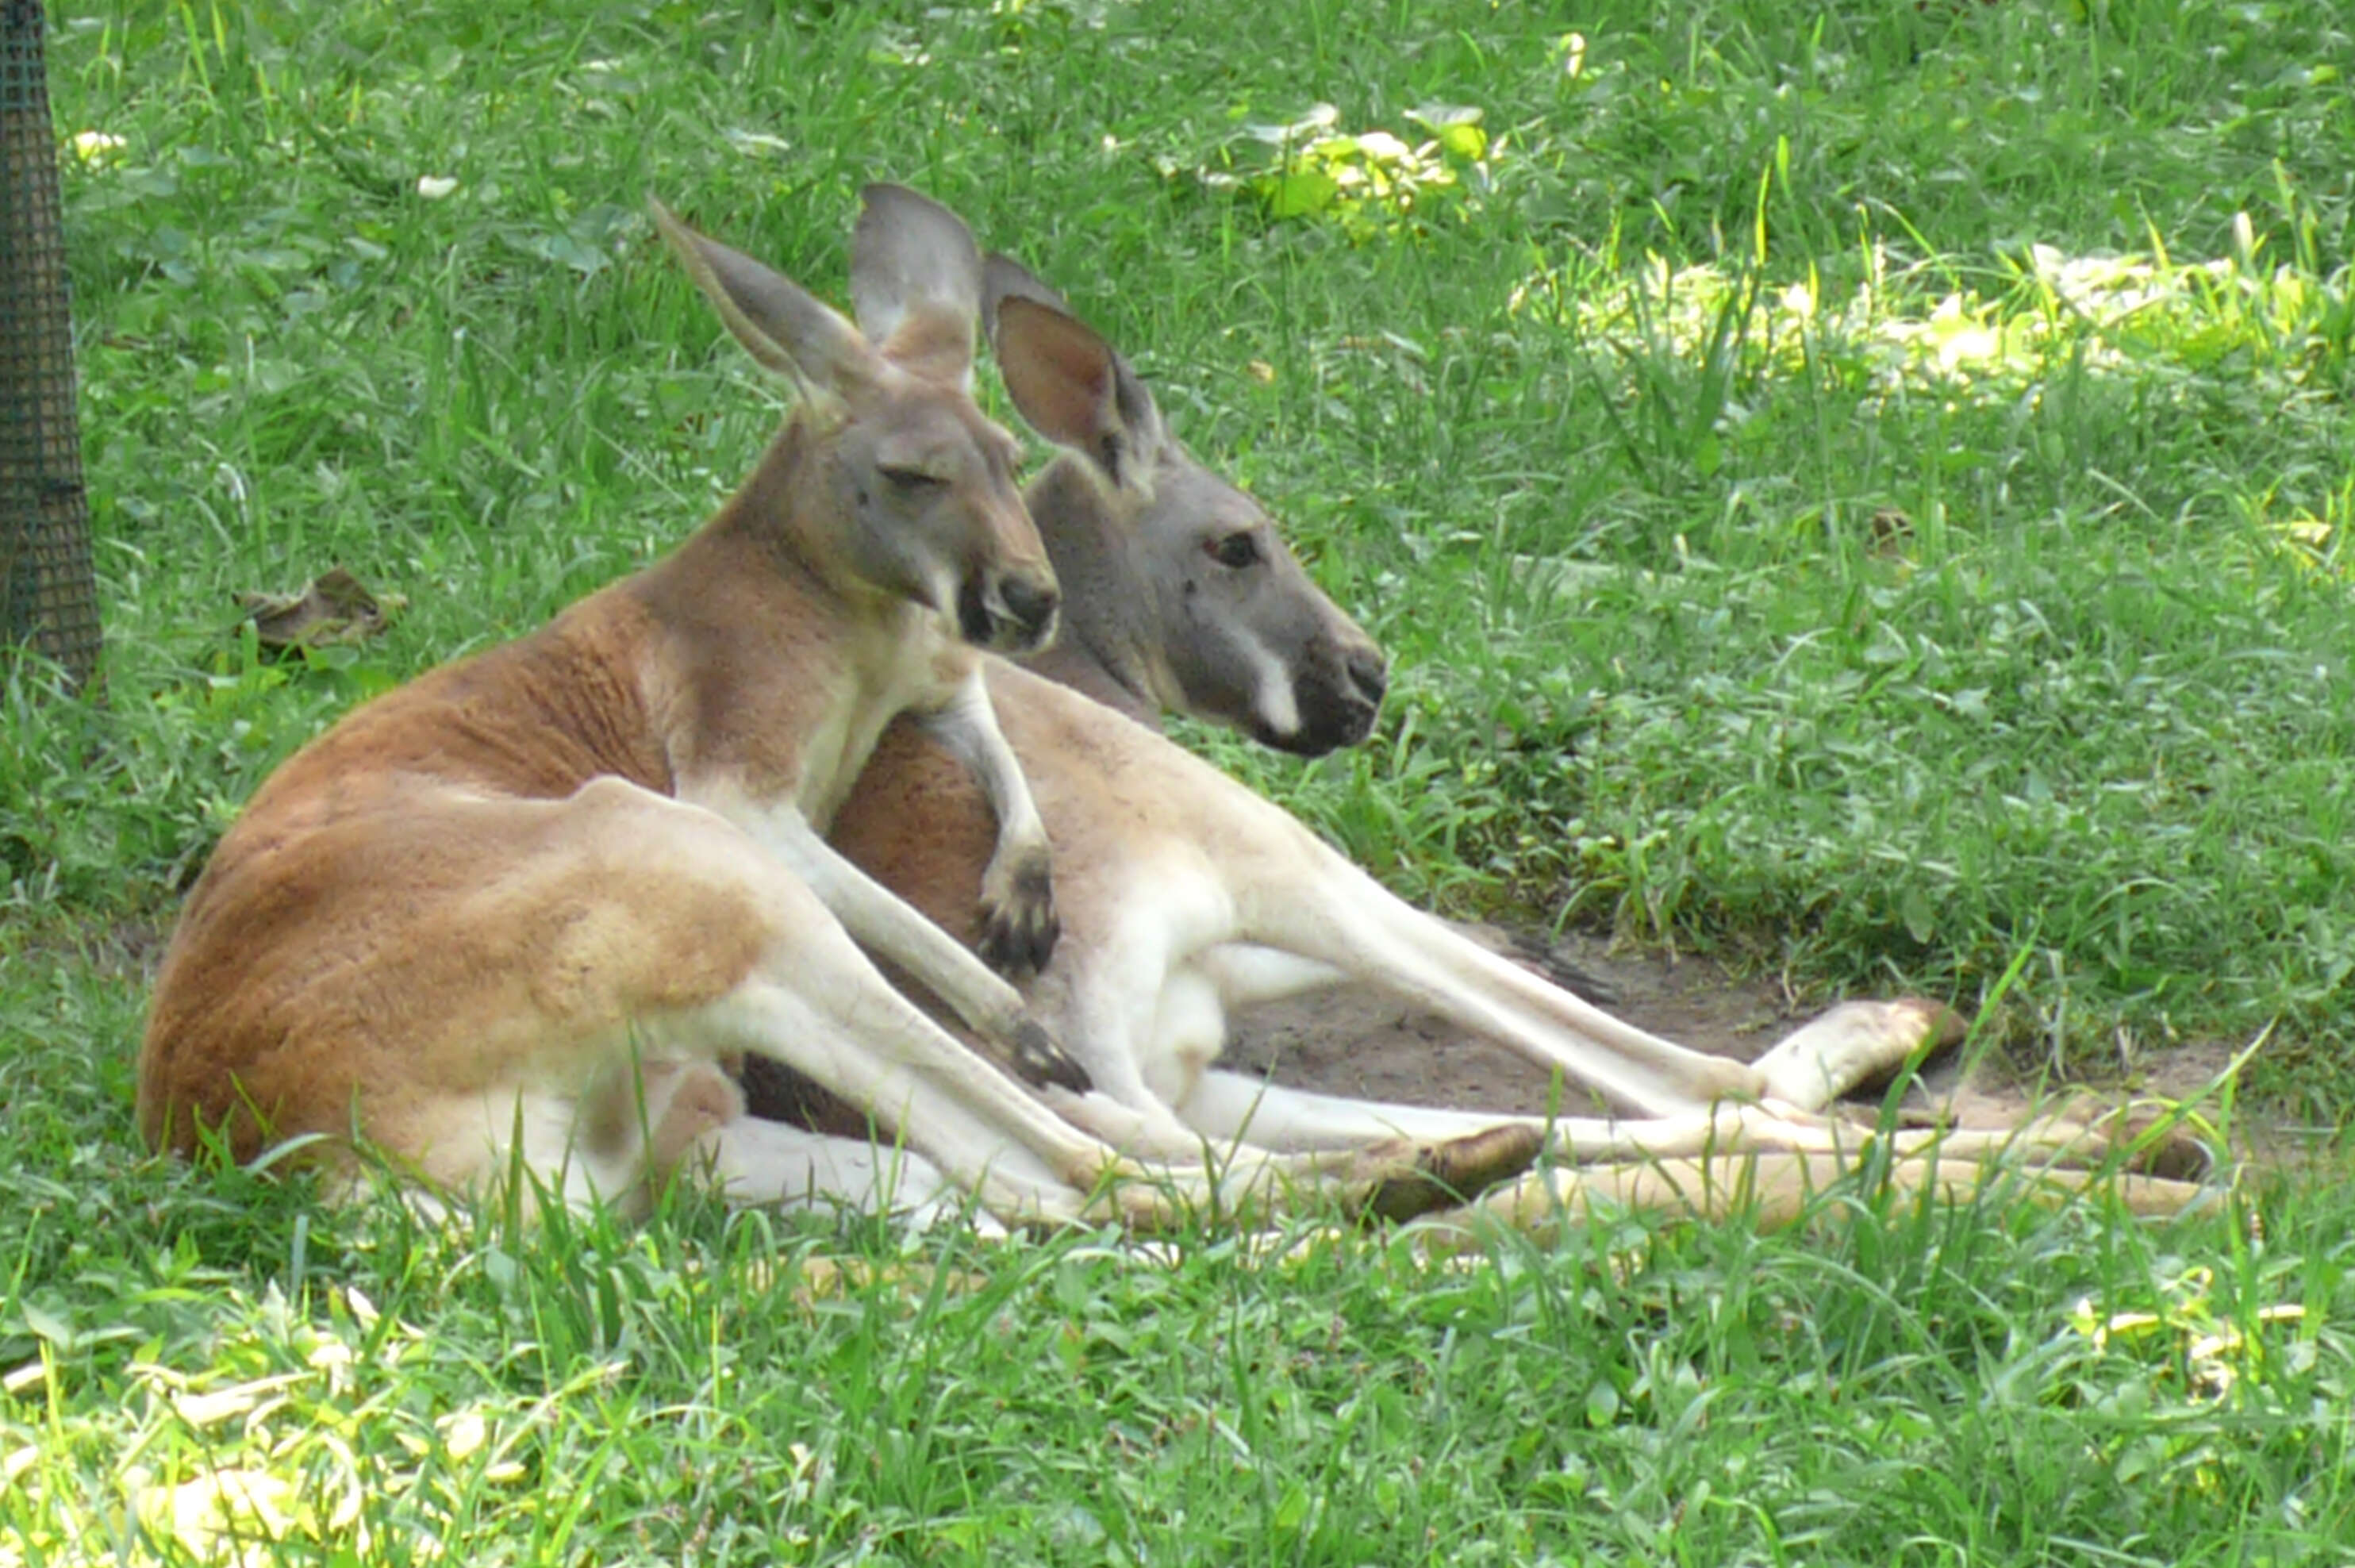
[2,0,102,692]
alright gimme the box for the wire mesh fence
[2,0,102,692]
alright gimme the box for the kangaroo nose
[1346,644,1389,707]
[999,575,1060,643]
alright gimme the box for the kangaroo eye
[879,466,946,493]
[1206,531,1261,569]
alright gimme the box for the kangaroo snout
[961,570,1062,653]
[1281,633,1389,758]
[998,575,1060,644]
[1344,643,1389,710]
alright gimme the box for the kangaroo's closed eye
[880,465,948,491]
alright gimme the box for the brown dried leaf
[236,567,405,651]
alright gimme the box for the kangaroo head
[651,187,1059,654]
[985,257,1385,755]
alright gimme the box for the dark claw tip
[1012,1018,1092,1096]
[979,901,1059,979]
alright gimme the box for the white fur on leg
[692,1114,1009,1233]
[1751,999,1961,1110]
[1178,1069,1538,1151]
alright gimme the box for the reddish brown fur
[136,577,770,1163]
[138,409,966,1173]
[829,717,1001,945]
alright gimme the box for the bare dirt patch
[1220,923,1796,1113]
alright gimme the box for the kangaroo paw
[978,847,1059,978]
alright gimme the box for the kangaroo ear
[650,197,886,411]
[849,183,984,390]
[981,253,1075,341]
[990,289,1166,495]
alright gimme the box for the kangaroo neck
[1016,460,1167,732]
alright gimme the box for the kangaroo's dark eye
[879,466,947,493]
[1207,531,1260,569]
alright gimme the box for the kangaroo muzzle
[1281,636,1389,757]
[960,570,1061,654]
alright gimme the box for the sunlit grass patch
[6,1266,645,1565]
[2259,488,2353,579]
[1204,101,1501,235]
[1513,229,2352,406]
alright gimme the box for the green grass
[7,0,2355,1558]
[6,957,2351,1563]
